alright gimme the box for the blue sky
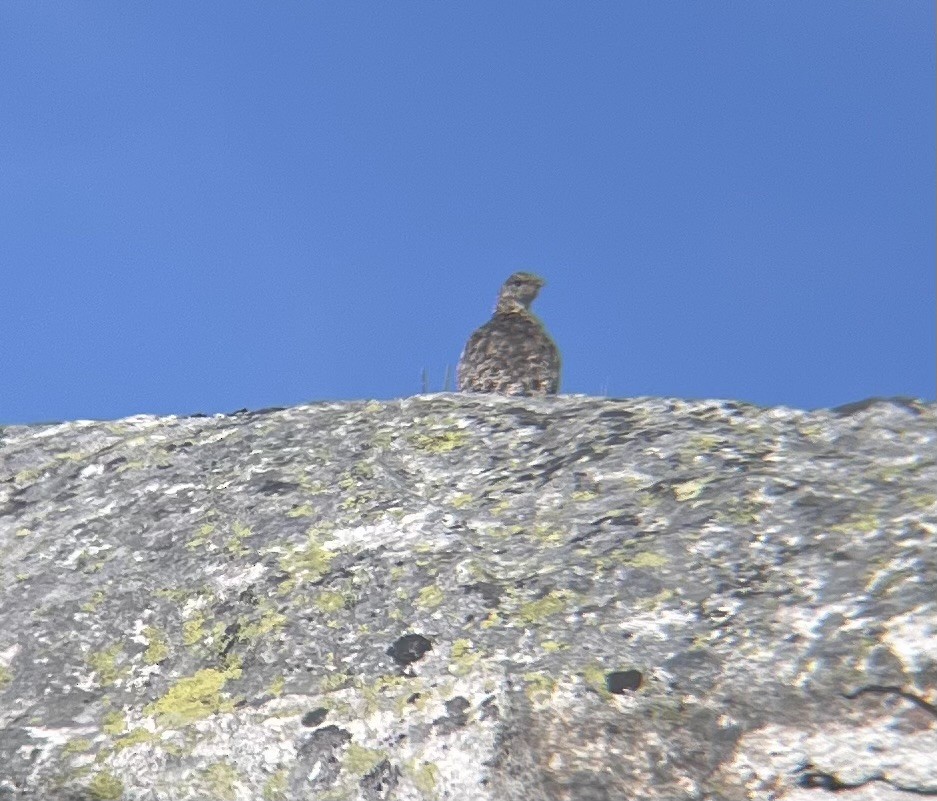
[1,3,933,424]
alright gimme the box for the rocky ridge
[0,394,935,800]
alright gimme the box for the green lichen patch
[409,761,440,796]
[87,770,124,800]
[0,665,12,688]
[673,478,709,502]
[87,644,127,687]
[113,728,155,752]
[450,493,474,508]
[199,761,239,801]
[143,626,170,664]
[64,737,94,754]
[182,613,206,646]
[448,638,481,676]
[226,521,252,556]
[623,551,669,569]
[523,671,556,702]
[237,603,287,642]
[516,590,575,625]
[410,429,469,453]
[101,710,126,736]
[287,504,315,518]
[344,743,386,776]
[144,668,237,727]
[186,523,216,550]
[278,528,337,593]
[416,585,444,609]
[262,767,289,800]
[81,590,107,613]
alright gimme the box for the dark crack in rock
[0,393,935,800]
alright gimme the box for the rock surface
[0,394,935,801]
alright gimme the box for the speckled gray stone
[0,394,935,800]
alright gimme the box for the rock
[0,394,934,800]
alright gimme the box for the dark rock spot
[387,634,432,666]
[360,759,400,800]
[606,669,642,694]
[301,707,329,727]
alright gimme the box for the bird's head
[496,272,545,312]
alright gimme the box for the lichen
[113,728,155,751]
[409,761,440,796]
[262,767,289,800]
[278,528,337,593]
[416,585,444,609]
[81,590,107,613]
[448,638,481,676]
[64,738,93,754]
[182,613,206,646]
[87,770,124,800]
[143,626,170,664]
[344,742,386,775]
[623,551,669,569]
[517,590,573,624]
[410,429,469,453]
[523,671,556,701]
[673,478,709,501]
[87,644,126,687]
[101,711,126,735]
[200,760,239,801]
[226,521,252,556]
[144,668,238,727]
[237,603,287,641]
[315,590,346,613]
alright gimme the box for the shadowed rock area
[0,394,935,800]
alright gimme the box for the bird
[456,272,561,395]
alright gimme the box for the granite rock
[0,394,935,800]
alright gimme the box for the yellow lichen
[278,529,336,593]
[87,771,124,800]
[144,668,236,727]
[81,590,107,613]
[416,585,444,609]
[517,590,573,624]
[64,738,94,754]
[673,478,708,501]
[315,590,347,613]
[143,626,170,664]
[344,743,386,775]
[262,768,289,800]
[186,523,215,550]
[238,604,287,641]
[287,504,315,518]
[450,493,474,508]
[113,728,155,751]
[226,522,252,556]
[200,761,239,801]
[410,761,440,796]
[101,711,126,735]
[87,644,126,686]
[523,672,556,701]
[182,614,206,646]
[623,551,669,569]
[410,430,469,453]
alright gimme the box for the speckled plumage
[457,272,561,395]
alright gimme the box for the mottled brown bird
[457,272,561,395]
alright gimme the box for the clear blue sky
[1,3,934,424]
